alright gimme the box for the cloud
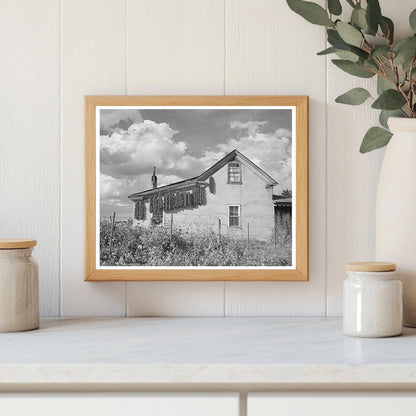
[100,174,151,217]
[100,174,123,199]
[100,117,293,215]
[230,120,268,136]
[100,109,144,135]
[101,120,208,180]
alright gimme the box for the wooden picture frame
[85,96,308,281]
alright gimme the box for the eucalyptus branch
[375,56,386,74]
[376,58,399,88]
[360,43,372,54]
[391,59,400,85]
[287,0,416,152]
[408,56,416,117]
[362,37,372,52]
[397,82,412,116]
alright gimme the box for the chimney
[151,166,157,189]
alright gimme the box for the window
[228,162,241,183]
[209,176,216,194]
[229,205,240,227]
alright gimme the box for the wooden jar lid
[346,261,396,272]
[0,239,37,249]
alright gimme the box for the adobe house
[128,149,279,240]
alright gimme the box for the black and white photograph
[98,106,295,269]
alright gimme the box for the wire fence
[100,211,292,267]
[102,213,291,246]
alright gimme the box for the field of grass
[100,218,291,267]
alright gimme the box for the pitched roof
[274,197,292,207]
[128,177,202,200]
[197,149,278,185]
[128,149,278,200]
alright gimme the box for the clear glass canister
[0,239,39,332]
[343,262,402,338]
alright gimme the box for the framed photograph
[85,96,308,281]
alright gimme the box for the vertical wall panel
[61,0,127,316]
[0,0,60,316]
[326,0,415,316]
[5,0,410,317]
[126,0,226,95]
[224,0,327,315]
[126,0,226,316]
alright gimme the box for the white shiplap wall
[0,0,412,317]
[0,0,60,316]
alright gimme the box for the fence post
[247,223,250,253]
[109,211,116,259]
[170,212,173,252]
[274,224,277,250]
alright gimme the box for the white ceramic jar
[343,262,402,338]
[0,239,39,332]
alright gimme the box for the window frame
[228,204,241,228]
[227,162,242,184]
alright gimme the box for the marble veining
[0,317,415,385]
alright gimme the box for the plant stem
[408,57,416,117]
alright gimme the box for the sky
[100,108,293,217]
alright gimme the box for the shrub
[100,218,292,267]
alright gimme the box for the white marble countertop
[1,317,416,389]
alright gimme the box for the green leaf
[377,76,392,94]
[328,0,342,16]
[372,45,391,58]
[317,46,338,55]
[317,46,359,61]
[351,7,369,32]
[336,21,363,47]
[327,28,350,49]
[366,0,382,34]
[376,67,403,93]
[351,46,369,60]
[287,0,334,27]
[332,59,375,78]
[372,89,406,110]
[410,9,416,32]
[363,59,379,71]
[393,36,416,67]
[327,29,368,59]
[335,50,359,62]
[360,127,392,153]
[394,36,416,52]
[380,16,394,43]
[335,87,371,105]
[379,110,402,129]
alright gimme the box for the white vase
[375,117,416,327]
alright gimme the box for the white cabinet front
[248,393,416,416]
[0,393,239,416]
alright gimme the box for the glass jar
[343,262,402,338]
[0,239,39,332]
